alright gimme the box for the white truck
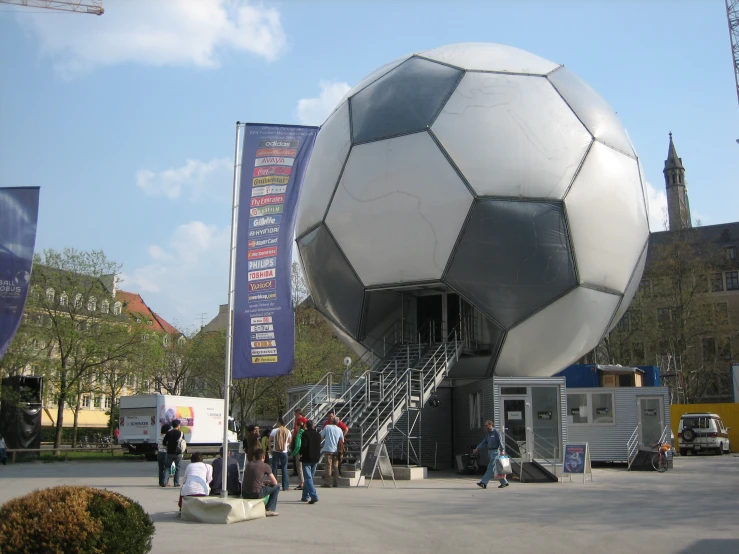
[119,394,239,460]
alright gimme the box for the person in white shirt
[320,419,344,488]
[157,423,171,487]
[178,452,213,510]
[269,417,292,491]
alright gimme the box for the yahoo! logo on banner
[248,279,276,292]
[253,166,292,177]
[248,257,276,271]
[256,148,297,158]
[248,226,280,238]
[248,247,277,260]
[254,157,295,167]
[248,237,278,248]
[258,140,298,149]
[248,268,276,282]
[249,215,281,229]
[252,185,287,197]
[251,195,284,208]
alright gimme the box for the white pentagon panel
[296,101,351,237]
[432,73,591,199]
[605,240,648,335]
[565,142,649,293]
[548,67,635,158]
[496,287,621,377]
[326,132,473,286]
[419,42,559,74]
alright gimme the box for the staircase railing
[627,424,640,470]
[530,429,560,479]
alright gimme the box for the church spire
[663,132,691,231]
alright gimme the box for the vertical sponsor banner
[0,187,40,359]
[232,125,318,378]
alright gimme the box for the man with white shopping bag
[473,419,510,489]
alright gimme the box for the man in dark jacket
[299,420,321,504]
[210,447,241,496]
[162,419,184,487]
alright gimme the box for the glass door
[638,397,664,447]
[502,398,528,460]
[531,387,560,461]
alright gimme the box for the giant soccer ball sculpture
[296,43,650,377]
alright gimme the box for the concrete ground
[1,455,738,553]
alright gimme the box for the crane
[0,0,103,15]
[728,1,739,123]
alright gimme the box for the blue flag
[232,125,318,378]
[0,187,40,359]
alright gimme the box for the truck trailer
[119,394,238,460]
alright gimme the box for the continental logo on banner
[253,166,292,177]
[248,247,277,260]
[252,347,277,355]
[252,185,287,197]
[258,140,298,149]
[248,257,276,271]
[253,176,289,187]
[252,356,278,363]
[251,194,284,208]
[248,237,278,248]
[250,316,272,324]
[248,226,280,238]
[248,268,276,282]
[250,205,283,217]
[249,292,276,302]
[251,340,276,348]
[256,148,297,158]
[255,157,295,167]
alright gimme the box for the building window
[591,393,614,424]
[567,392,615,425]
[45,288,55,302]
[101,300,109,314]
[113,302,122,316]
[126,374,135,387]
[142,334,149,342]
[702,338,716,362]
[726,246,737,261]
[59,292,68,306]
[469,392,482,430]
[711,273,725,292]
[726,271,739,291]
[74,294,83,309]
[87,296,96,312]
[104,396,112,409]
[93,396,101,408]
[567,393,589,424]
[718,338,732,361]
[82,396,91,408]
[163,335,170,347]
[177,336,186,345]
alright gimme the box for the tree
[28,249,149,449]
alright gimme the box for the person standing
[163,419,185,487]
[260,428,271,466]
[299,420,321,504]
[320,418,344,488]
[291,421,305,490]
[473,419,509,489]
[157,423,172,487]
[0,432,7,466]
[114,427,120,445]
[242,448,280,517]
[292,410,307,476]
[269,417,292,491]
[244,425,261,462]
[210,447,241,496]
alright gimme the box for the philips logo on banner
[248,268,276,282]
[248,257,276,271]
[255,157,295,167]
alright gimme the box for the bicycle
[651,442,671,472]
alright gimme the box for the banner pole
[221,121,243,498]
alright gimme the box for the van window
[682,417,710,429]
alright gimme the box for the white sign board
[507,411,522,420]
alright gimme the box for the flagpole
[221,121,243,497]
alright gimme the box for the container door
[638,397,664,447]
[502,398,528,460]
[531,386,561,461]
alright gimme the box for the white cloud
[297,80,351,125]
[19,0,286,77]
[645,180,667,232]
[121,221,230,322]
[136,157,231,200]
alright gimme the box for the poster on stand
[0,187,40,359]
[232,125,318,378]
[562,442,592,483]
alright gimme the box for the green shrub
[0,486,155,554]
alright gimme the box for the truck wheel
[681,428,696,442]
[144,453,157,462]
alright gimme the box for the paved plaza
[1,455,738,553]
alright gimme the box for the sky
[0,0,737,331]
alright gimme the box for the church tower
[663,132,691,230]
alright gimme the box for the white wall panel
[326,132,473,286]
[496,287,621,377]
[432,73,591,199]
[565,142,649,293]
[420,42,559,74]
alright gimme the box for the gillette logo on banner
[248,237,279,248]
[250,324,274,332]
[248,247,277,260]
[249,292,276,302]
[248,257,276,271]
[252,347,278,355]
[253,166,292,177]
[251,195,284,208]
[255,157,295,167]
[248,226,280,238]
[252,185,287,197]
[249,215,281,229]
[256,148,297,158]
[258,140,299,149]
[251,332,275,340]
[250,316,273,324]
[250,205,283,217]
[248,268,276,282]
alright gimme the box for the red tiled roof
[116,290,181,335]
[153,313,180,336]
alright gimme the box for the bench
[180,496,265,524]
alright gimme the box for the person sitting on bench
[241,447,280,517]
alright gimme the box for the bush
[0,486,155,554]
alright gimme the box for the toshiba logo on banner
[248,268,276,282]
